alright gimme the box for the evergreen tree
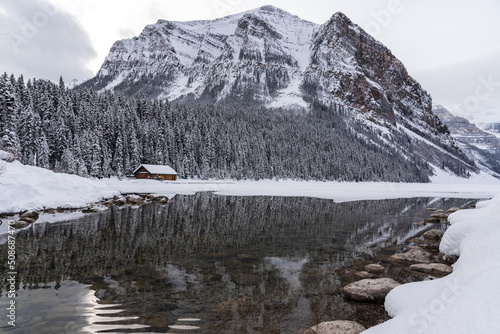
[0,73,20,156]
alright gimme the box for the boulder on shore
[305,320,365,334]
[389,246,432,265]
[343,278,400,302]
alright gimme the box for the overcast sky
[1,0,499,115]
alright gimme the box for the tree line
[0,72,432,182]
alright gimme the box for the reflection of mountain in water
[1,194,471,333]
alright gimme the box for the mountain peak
[84,6,439,133]
[256,5,287,13]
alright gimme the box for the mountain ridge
[77,5,491,179]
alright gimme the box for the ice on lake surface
[0,194,477,333]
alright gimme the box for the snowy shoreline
[2,160,499,216]
[363,193,500,333]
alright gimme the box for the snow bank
[363,193,500,334]
[0,161,119,213]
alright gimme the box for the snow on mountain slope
[88,6,317,105]
[81,6,441,131]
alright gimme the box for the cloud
[0,0,97,81]
[412,47,500,109]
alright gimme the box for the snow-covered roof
[133,164,177,175]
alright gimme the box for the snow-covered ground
[0,161,119,214]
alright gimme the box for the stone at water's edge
[410,263,453,276]
[425,217,441,224]
[389,246,432,265]
[430,213,448,219]
[13,220,30,229]
[19,211,39,221]
[422,229,445,241]
[365,263,385,273]
[342,278,400,302]
[305,320,366,334]
[354,271,373,279]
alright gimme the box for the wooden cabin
[133,164,178,181]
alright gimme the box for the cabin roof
[133,164,178,175]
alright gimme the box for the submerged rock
[354,271,373,279]
[343,278,400,302]
[389,246,432,265]
[410,263,453,276]
[305,320,366,334]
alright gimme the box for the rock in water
[306,320,366,334]
[422,229,445,241]
[389,246,432,265]
[19,211,39,221]
[410,263,453,276]
[365,263,385,273]
[342,278,400,302]
[354,271,373,279]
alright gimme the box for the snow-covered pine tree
[0,73,20,156]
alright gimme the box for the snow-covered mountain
[82,6,443,130]
[80,5,490,178]
[451,100,500,140]
[434,105,500,174]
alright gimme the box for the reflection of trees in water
[0,195,470,333]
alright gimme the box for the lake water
[0,194,475,333]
